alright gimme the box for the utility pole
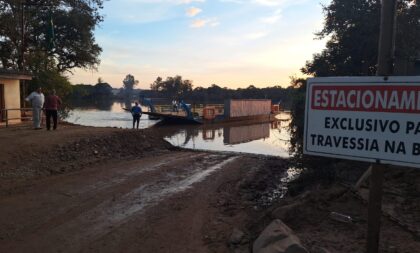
[367,1,397,253]
[19,0,25,71]
[376,0,398,76]
[20,0,26,107]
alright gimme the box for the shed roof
[0,69,32,80]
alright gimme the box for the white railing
[0,108,44,128]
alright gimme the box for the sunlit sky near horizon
[69,0,331,89]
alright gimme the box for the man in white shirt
[25,87,45,129]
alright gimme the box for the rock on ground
[253,219,308,253]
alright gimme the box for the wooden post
[5,109,8,128]
[367,0,397,252]
[376,0,398,76]
[366,163,385,253]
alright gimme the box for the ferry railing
[0,108,44,128]
[154,103,224,116]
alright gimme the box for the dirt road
[0,125,287,253]
[1,151,234,252]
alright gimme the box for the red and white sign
[304,76,420,168]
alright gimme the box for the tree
[94,82,112,98]
[122,74,139,98]
[0,0,104,72]
[71,84,94,99]
[28,69,72,97]
[149,75,193,97]
[150,76,162,91]
[302,0,420,77]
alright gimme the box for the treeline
[146,75,296,108]
[70,83,113,99]
[69,74,140,101]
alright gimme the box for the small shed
[0,69,32,124]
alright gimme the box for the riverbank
[0,123,173,195]
[0,123,290,252]
[0,123,419,252]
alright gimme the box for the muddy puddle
[256,166,302,208]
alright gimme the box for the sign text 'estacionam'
[304,77,420,168]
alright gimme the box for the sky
[68,0,331,89]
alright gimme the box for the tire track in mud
[0,152,240,253]
[0,152,206,241]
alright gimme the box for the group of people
[26,86,142,130]
[25,87,62,130]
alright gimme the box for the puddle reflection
[165,113,291,157]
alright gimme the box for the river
[65,101,292,157]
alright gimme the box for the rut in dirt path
[0,152,240,253]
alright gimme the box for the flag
[46,12,55,51]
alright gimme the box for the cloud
[220,0,310,7]
[123,0,205,4]
[218,0,245,3]
[253,0,282,6]
[178,0,205,3]
[260,10,282,24]
[186,7,202,17]
[259,15,281,24]
[190,19,207,28]
[190,18,220,28]
[244,31,269,40]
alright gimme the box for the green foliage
[122,74,138,97]
[145,78,295,108]
[288,77,339,185]
[69,82,113,99]
[28,69,72,97]
[297,0,420,158]
[290,0,420,186]
[288,78,306,160]
[94,82,112,97]
[150,75,193,98]
[302,0,420,77]
[27,69,73,119]
[302,0,381,76]
[0,0,104,72]
[71,84,94,99]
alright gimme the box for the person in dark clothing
[131,102,142,129]
[44,89,62,130]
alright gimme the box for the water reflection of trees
[69,98,114,111]
[182,128,200,146]
[179,122,275,146]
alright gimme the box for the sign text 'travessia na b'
[304,76,420,168]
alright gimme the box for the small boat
[143,111,201,124]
